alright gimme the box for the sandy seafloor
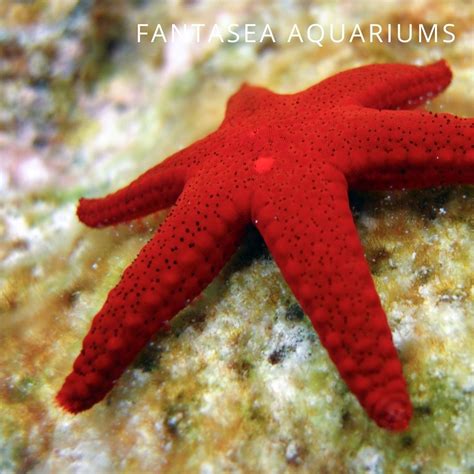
[0,0,473,473]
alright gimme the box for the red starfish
[57,60,474,431]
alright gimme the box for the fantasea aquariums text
[137,23,456,46]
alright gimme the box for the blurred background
[0,1,473,472]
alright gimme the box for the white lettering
[329,24,345,43]
[397,24,412,43]
[261,24,276,43]
[443,23,455,43]
[349,24,365,43]
[419,24,437,42]
[209,24,225,42]
[137,24,148,43]
[307,24,324,46]
[227,23,240,43]
[287,24,304,42]
[151,24,167,43]
[369,24,383,43]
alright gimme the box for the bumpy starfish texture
[57,60,474,431]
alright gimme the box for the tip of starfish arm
[372,394,413,432]
[431,58,448,67]
[55,386,85,414]
[428,58,452,82]
[56,371,109,414]
[76,198,107,228]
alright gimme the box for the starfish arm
[337,108,474,190]
[76,135,215,228]
[57,179,248,413]
[253,168,412,431]
[224,84,277,122]
[77,166,187,227]
[305,60,451,109]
